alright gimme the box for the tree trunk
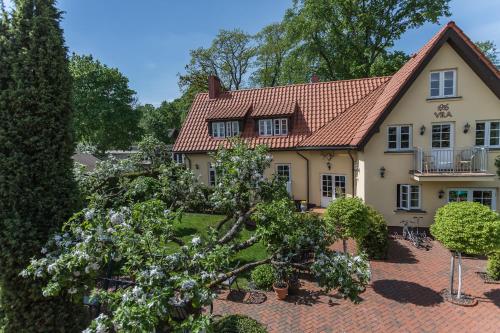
[343,239,348,254]
[449,252,455,295]
[457,252,463,299]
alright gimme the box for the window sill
[485,147,500,151]
[394,209,427,214]
[426,96,462,101]
[384,150,415,154]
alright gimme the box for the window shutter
[254,119,259,134]
[396,184,401,208]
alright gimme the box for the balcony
[412,147,495,181]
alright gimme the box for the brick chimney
[311,74,319,83]
[208,75,222,99]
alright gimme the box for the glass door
[321,174,333,207]
[431,123,454,170]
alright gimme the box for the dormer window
[429,70,456,98]
[259,118,288,136]
[211,121,240,138]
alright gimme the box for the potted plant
[272,265,289,300]
[300,200,308,212]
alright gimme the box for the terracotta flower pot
[273,282,289,300]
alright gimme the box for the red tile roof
[174,22,499,153]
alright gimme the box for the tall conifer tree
[0,0,85,331]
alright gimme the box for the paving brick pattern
[213,239,500,333]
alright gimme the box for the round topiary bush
[487,252,500,281]
[213,314,268,333]
[251,264,276,291]
[358,206,388,259]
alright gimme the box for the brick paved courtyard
[213,238,500,333]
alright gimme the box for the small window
[208,163,216,187]
[212,122,226,138]
[334,175,346,197]
[259,119,273,136]
[476,121,500,148]
[172,153,185,164]
[387,125,412,151]
[449,188,496,210]
[276,164,291,182]
[429,70,456,98]
[274,118,288,136]
[397,184,421,210]
[259,118,288,136]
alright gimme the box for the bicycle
[394,217,432,250]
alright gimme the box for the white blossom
[191,236,201,246]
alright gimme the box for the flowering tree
[24,138,370,331]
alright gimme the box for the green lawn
[174,213,268,288]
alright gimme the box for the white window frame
[258,119,273,136]
[448,188,497,211]
[212,122,226,138]
[475,120,500,148]
[398,184,421,210]
[208,163,216,187]
[387,125,412,151]
[172,153,185,164]
[429,69,457,98]
[259,118,288,136]
[334,175,346,198]
[273,118,288,136]
[275,164,291,182]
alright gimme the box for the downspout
[184,155,192,169]
[296,152,310,204]
[347,150,356,197]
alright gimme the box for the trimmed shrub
[358,206,388,259]
[487,252,500,281]
[213,315,268,333]
[251,264,276,291]
[431,202,500,254]
[323,197,370,241]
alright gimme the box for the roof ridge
[205,75,392,95]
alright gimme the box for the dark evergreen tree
[0,0,86,331]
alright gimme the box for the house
[72,153,100,172]
[173,22,500,227]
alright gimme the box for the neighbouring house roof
[174,22,499,153]
[72,153,100,171]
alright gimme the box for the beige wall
[185,150,355,207]
[361,42,500,226]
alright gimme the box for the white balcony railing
[413,147,488,174]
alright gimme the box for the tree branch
[216,215,232,231]
[231,235,259,252]
[207,258,271,288]
[217,207,255,245]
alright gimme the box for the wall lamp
[326,161,332,170]
[379,166,386,178]
[438,189,445,199]
[463,122,471,134]
[195,164,199,170]
[420,125,426,136]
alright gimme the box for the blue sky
[4,0,500,105]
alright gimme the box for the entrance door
[321,174,334,207]
[431,123,454,170]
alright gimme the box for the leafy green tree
[486,252,500,281]
[251,23,292,87]
[283,0,451,80]
[70,54,141,154]
[431,202,500,300]
[476,40,499,69]
[358,206,389,259]
[324,197,370,253]
[0,0,86,330]
[138,101,182,144]
[179,29,256,91]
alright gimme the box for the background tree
[179,29,256,92]
[251,23,292,87]
[138,101,182,144]
[0,0,86,330]
[282,0,451,80]
[70,54,141,154]
[476,40,499,69]
[431,202,500,300]
[323,197,370,253]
